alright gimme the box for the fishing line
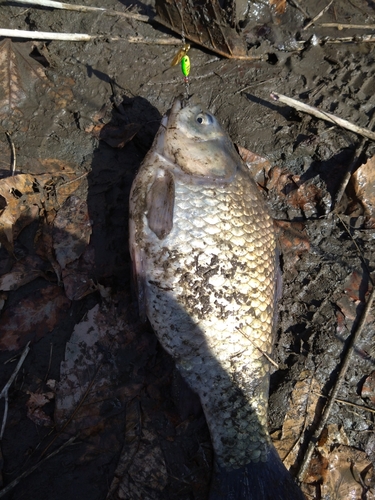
[172,0,190,99]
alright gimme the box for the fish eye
[196,113,213,125]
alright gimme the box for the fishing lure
[170,43,190,67]
[181,54,190,82]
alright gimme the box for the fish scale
[129,97,305,499]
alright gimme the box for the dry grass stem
[5,131,16,176]
[320,23,375,29]
[270,91,375,141]
[0,342,30,439]
[303,0,335,30]
[6,0,149,22]
[0,28,93,40]
[0,436,77,498]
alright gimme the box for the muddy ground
[0,0,375,499]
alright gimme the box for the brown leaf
[268,167,322,214]
[26,390,54,427]
[273,370,321,469]
[0,255,46,291]
[237,146,272,188]
[53,196,92,269]
[0,39,47,122]
[269,0,287,15]
[320,445,373,499]
[0,285,71,351]
[361,371,375,404]
[61,268,97,301]
[155,0,249,59]
[351,155,375,224]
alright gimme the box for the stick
[4,0,150,22]
[297,285,375,482]
[0,436,77,498]
[303,0,334,30]
[0,28,93,40]
[0,342,30,439]
[5,131,16,176]
[320,23,375,29]
[270,92,375,141]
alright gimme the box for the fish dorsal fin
[146,169,175,240]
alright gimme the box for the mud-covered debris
[361,371,375,404]
[320,445,374,499]
[0,284,70,351]
[273,370,321,470]
[237,145,272,187]
[53,196,91,269]
[269,0,287,15]
[0,255,47,291]
[351,154,375,226]
[26,389,55,427]
[0,39,46,123]
[155,0,249,59]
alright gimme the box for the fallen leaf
[273,370,321,469]
[351,155,375,224]
[26,390,54,426]
[361,371,375,404]
[155,0,248,59]
[0,285,71,351]
[55,303,141,433]
[320,446,374,499]
[61,268,96,301]
[0,39,47,123]
[238,146,272,188]
[53,196,92,269]
[0,255,47,291]
[270,0,287,15]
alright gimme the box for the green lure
[181,55,190,78]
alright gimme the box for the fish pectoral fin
[146,169,175,240]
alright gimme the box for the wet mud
[0,0,375,499]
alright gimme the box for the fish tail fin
[209,446,305,500]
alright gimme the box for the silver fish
[129,97,304,499]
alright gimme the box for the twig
[0,342,30,439]
[333,111,375,208]
[0,435,77,498]
[127,35,182,45]
[297,285,375,482]
[5,0,150,22]
[236,327,279,368]
[0,28,93,40]
[4,131,16,176]
[303,0,335,30]
[320,23,375,29]
[287,0,309,19]
[270,92,375,141]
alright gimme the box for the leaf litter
[1,0,375,498]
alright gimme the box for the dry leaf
[361,371,375,404]
[238,146,272,188]
[270,0,287,15]
[273,370,321,469]
[155,0,248,59]
[0,255,46,291]
[26,390,55,426]
[0,39,47,122]
[320,445,374,499]
[351,155,375,224]
[53,196,92,269]
[0,285,70,351]
[55,303,140,432]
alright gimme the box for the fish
[129,97,305,499]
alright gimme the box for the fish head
[158,97,240,183]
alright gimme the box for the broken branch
[270,91,375,141]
